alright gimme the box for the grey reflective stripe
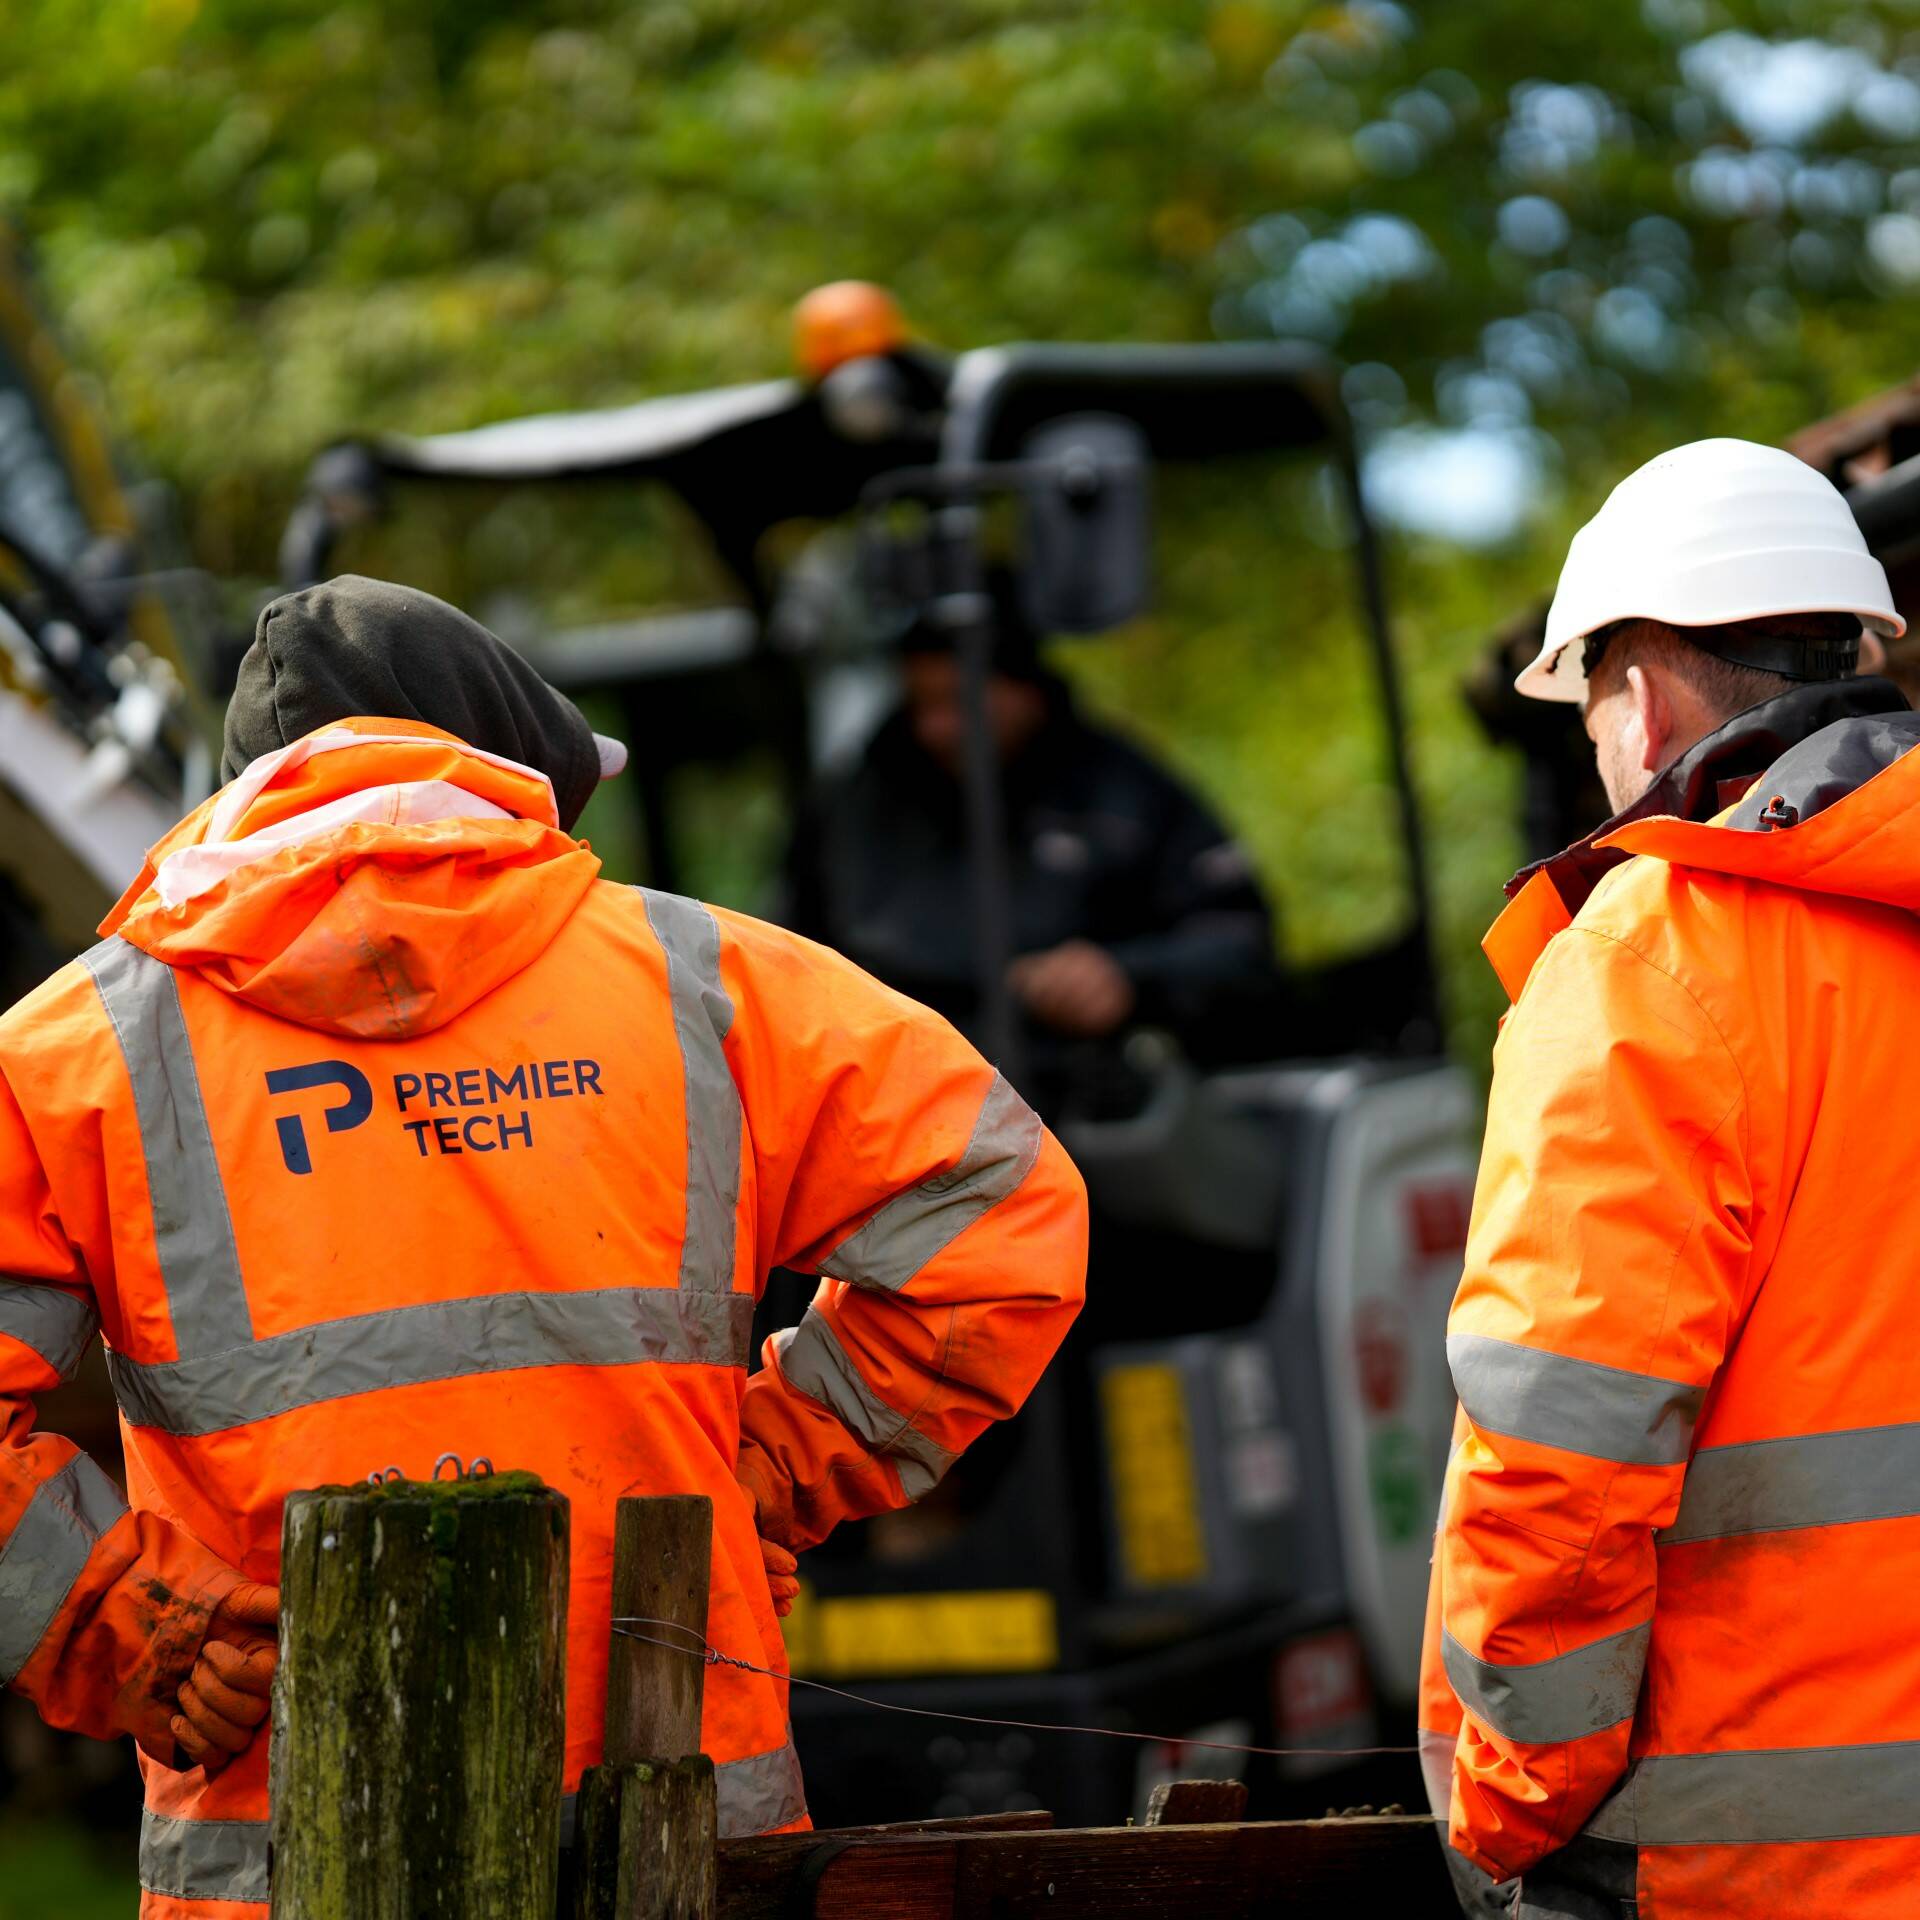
[639,891,741,1295]
[1586,1740,1920,1848]
[1442,1621,1647,1746]
[822,1072,1043,1294]
[718,1735,808,1837]
[1448,1333,1702,1467]
[139,1812,269,1903]
[109,1286,753,1437]
[1417,1732,1521,1920]
[82,939,252,1354]
[0,1454,129,1683]
[135,1753,802,1888]
[773,1308,956,1499]
[0,1278,98,1380]
[1417,1725,1454,1824]
[1663,1422,1920,1547]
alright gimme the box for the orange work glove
[172,1581,279,1778]
[762,1538,799,1619]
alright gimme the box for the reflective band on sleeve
[139,1755,804,1884]
[822,1073,1043,1294]
[1416,1730,1522,1920]
[1417,1725,1455,1823]
[108,1286,753,1437]
[1448,1333,1702,1466]
[0,1279,98,1381]
[773,1308,956,1500]
[1586,1740,1920,1848]
[81,939,252,1355]
[639,892,741,1296]
[1442,1621,1648,1747]
[139,1812,269,1903]
[717,1735,809,1837]
[0,1454,129,1683]
[1662,1421,1920,1547]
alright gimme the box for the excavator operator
[0,575,1087,1919]
[784,576,1280,1113]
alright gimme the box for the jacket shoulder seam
[1555,920,1751,1122]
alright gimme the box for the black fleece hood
[222,575,602,831]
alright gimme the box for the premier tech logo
[265,1057,605,1173]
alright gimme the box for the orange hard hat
[792,281,909,380]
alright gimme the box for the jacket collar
[1483,677,1910,1003]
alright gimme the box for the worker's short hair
[1582,610,1862,719]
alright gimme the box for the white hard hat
[1517,437,1905,703]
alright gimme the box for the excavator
[0,232,212,1003]
[279,284,1480,1826]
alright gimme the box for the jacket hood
[1485,679,1920,1001]
[102,717,601,1039]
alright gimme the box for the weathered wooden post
[271,1467,569,1919]
[570,1494,717,1920]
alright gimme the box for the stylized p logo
[265,1061,374,1175]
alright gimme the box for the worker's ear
[1859,629,1888,676]
[1625,661,1671,776]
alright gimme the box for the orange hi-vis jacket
[0,718,1087,1920]
[1419,684,1920,1918]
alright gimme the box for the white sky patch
[1362,424,1552,547]
[1682,32,1920,148]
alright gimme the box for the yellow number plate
[1101,1361,1208,1587]
[784,1587,1059,1679]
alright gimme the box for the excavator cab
[280,287,1480,1825]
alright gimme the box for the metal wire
[610,1617,1418,1762]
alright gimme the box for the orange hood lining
[104,718,561,938]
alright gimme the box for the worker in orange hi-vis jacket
[1419,439,1920,1919]
[0,575,1087,1920]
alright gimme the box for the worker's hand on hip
[761,1538,799,1618]
[172,1581,279,1777]
[1007,940,1135,1037]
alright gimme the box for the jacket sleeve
[1102,785,1276,1038]
[1421,1408,1519,1917]
[1438,925,1751,1883]
[720,908,1088,1552]
[0,1070,246,1761]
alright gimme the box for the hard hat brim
[1516,555,1907,703]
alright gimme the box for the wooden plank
[717,1813,1053,1920]
[271,1472,568,1920]
[949,1816,1456,1918]
[604,1494,712,1765]
[1144,1780,1249,1827]
[571,1757,717,1920]
[716,1816,1457,1920]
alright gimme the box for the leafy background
[3,1,1920,1903]
[8,0,1920,1049]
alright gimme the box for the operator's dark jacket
[784,681,1277,1081]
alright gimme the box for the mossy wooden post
[570,1494,717,1920]
[270,1470,569,1920]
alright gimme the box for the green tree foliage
[2,0,1917,1052]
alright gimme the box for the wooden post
[605,1493,711,1764]
[1144,1780,1249,1827]
[570,1494,717,1920]
[270,1470,569,1920]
